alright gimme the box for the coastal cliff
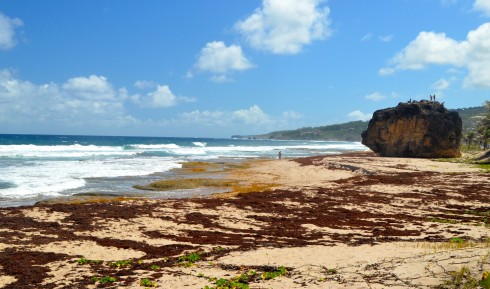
[361,101,462,158]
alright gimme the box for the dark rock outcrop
[361,101,462,158]
[476,150,490,164]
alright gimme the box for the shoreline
[1,152,489,288]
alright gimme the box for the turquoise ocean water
[0,134,368,207]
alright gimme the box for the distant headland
[233,105,485,142]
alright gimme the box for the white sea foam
[0,144,136,158]
[192,142,207,147]
[0,139,368,203]
[130,144,180,149]
[0,157,181,199]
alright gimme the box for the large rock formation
[361,101,462,158]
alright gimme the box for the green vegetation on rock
[133,178,237,191]
[233,120,368,141]
[461,102,489,150]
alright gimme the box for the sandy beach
[1,152,489,289]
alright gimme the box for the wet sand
[0,152,489,288]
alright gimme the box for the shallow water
[0,134,368,207]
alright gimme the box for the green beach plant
[76,257,103,265]
[202,268,286,289]
[429,218,458,224]
[449,237,466,244]
[91,276,116,284]
[203,278,250,289]
[140,278,158,287]
[481,272,490,289]
[109,259,133,268]
[437,266,480,289]
[261,266,287,280]
[178,251,202,267]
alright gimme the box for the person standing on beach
[278,151,282,159]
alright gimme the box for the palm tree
[475,101,490,150]
[466,131,475,148]
[482,129,490,150]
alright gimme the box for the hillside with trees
[463,102,489,150]
[234,104,486,142]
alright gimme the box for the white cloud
[210,74,233,83]
[348,110,372,121]
[62,75,116,100]
[235,0,331,54]
[180,109,229,126]
[195,42,252,73]
[391,31,467,70]
[379,35,394,42]
[364,91,398,102]
[378,67,395,76]
[131,84,195,108]
[474,0,490,16]
[233,105,272,125]
[192,41,253,81]
[134,80,156,89]
[179,105,299,127]
[0,12,23,50]
[464,22,490,87]
[384,22,490,89]
[431,78,451,90]
[365,92,386,101]
[0,70,132,127]
[147,85,177,108]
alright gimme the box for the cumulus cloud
[233,105,272,125]
[0,12,23,50]
[131,85,195,108]
[134,80,156,90]
[62,75,116,100]
[146,85,177,108]
[378,67,395,76]
[365,91,398,102]
[191,41,252,82]
[235,0,331,54]
[180,109,229,126]
[431,78,451,90]
[0,70,133,127]
[365,92,386,102]
[382,22,490,89]
[178,105,301,128]
[390,31,467,70]
[474,0,490,16]
[348,110,372,121]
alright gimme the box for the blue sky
[0,0,489,137]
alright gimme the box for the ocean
[0,134,368,207]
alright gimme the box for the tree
[475,101,490,150]
[482,128,490,150]
[465,131,475,148]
